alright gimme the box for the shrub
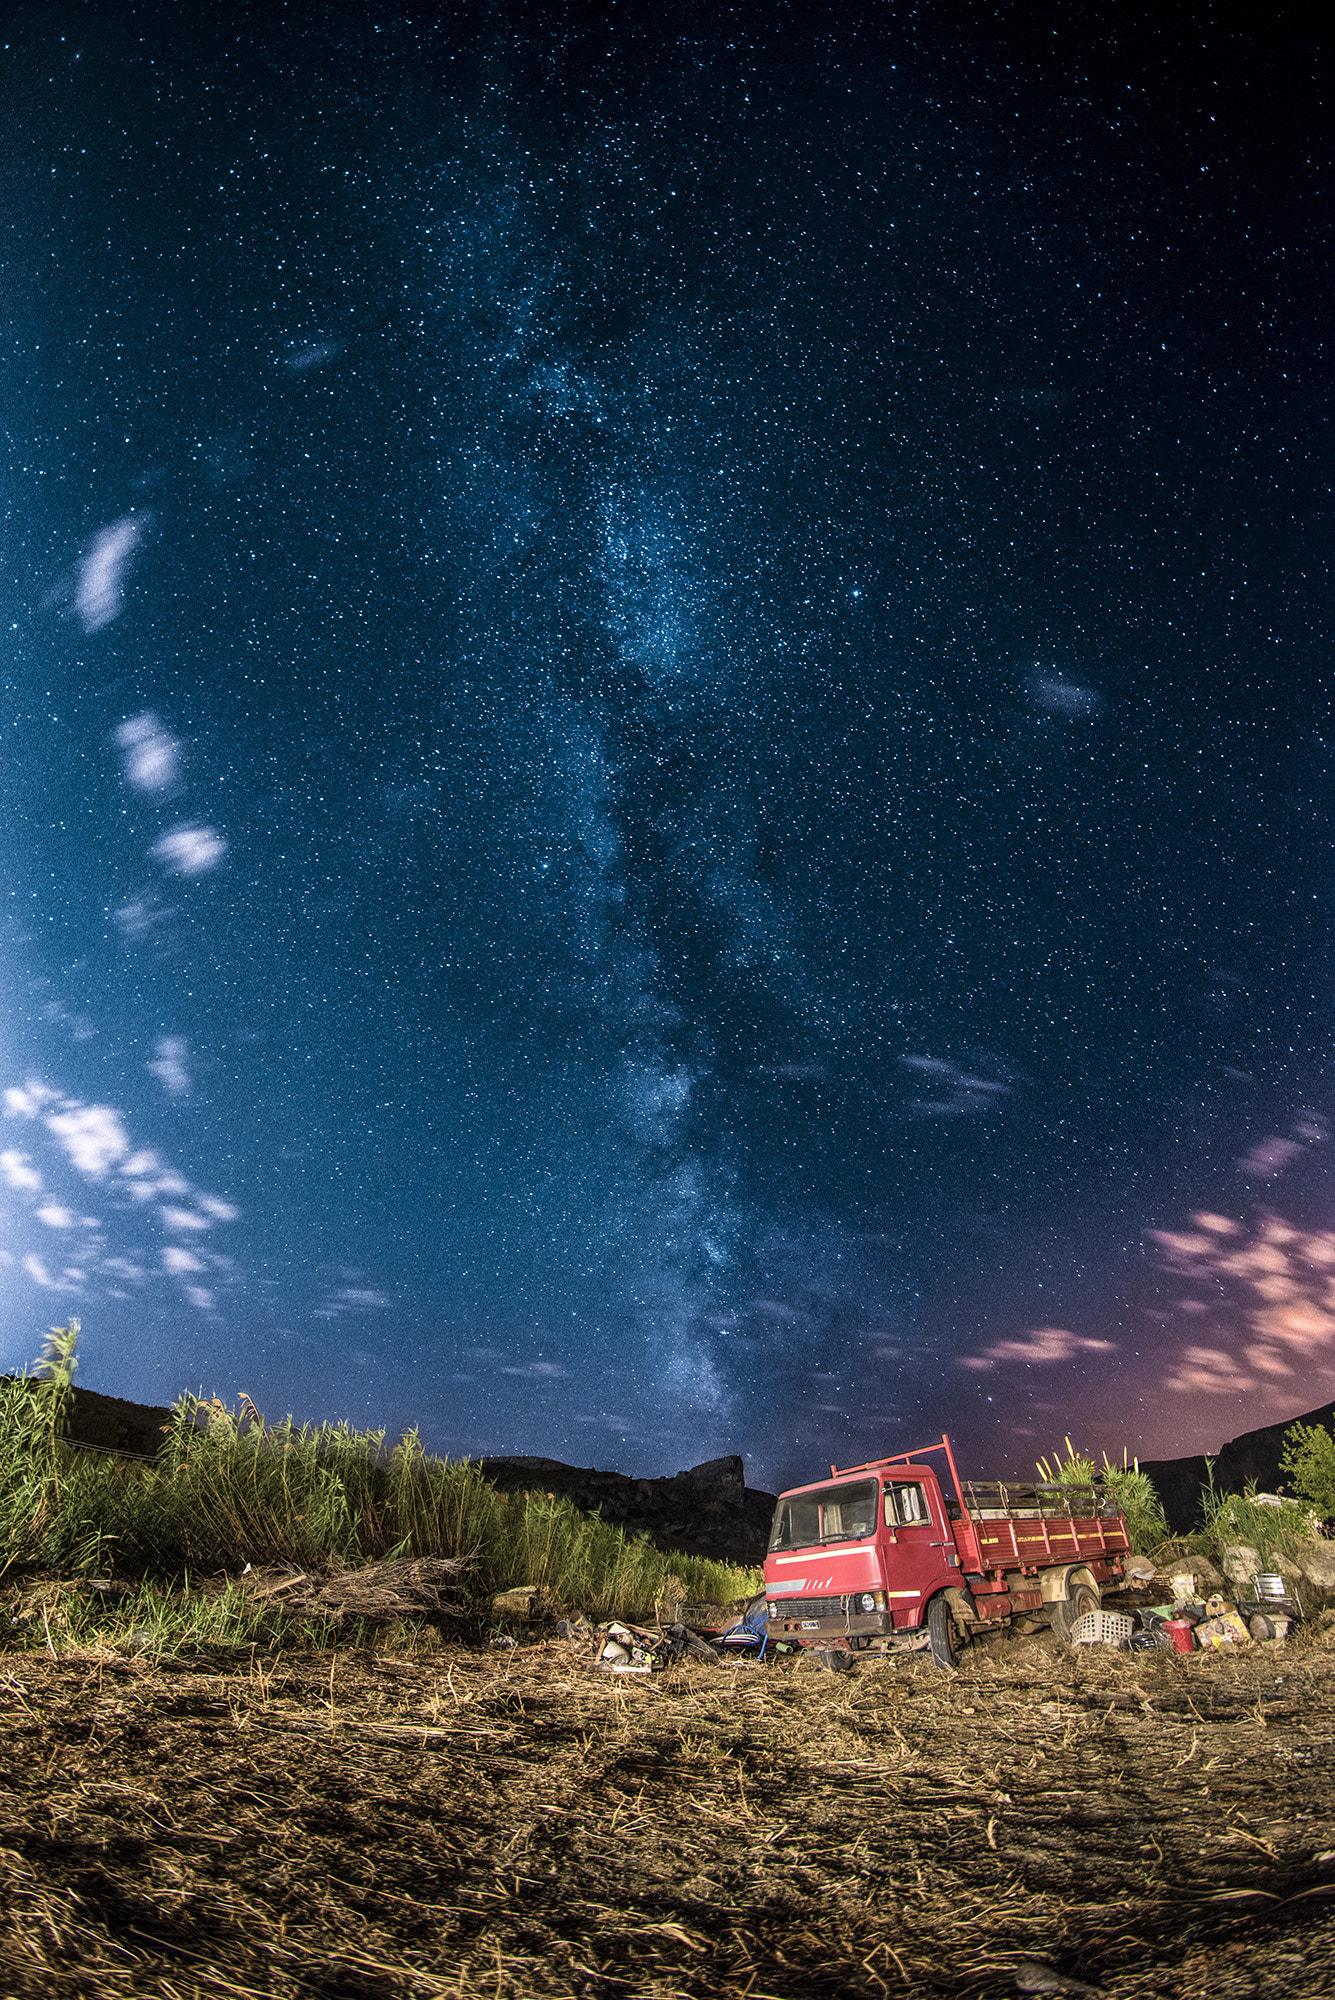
[1099,1465,1170,1553]
[1279,1419,1335,1524]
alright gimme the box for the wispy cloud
[1237,1136,1303,1178]
[899,1054,1013,1118]
[147,1038,190,1098]
[1152,1210,1335,1398]
[22,1253,83,1291]
[163,1247,206,1274]
[3,1075,241,1310]
[159,1206,211,1233]
[116,712,181,792]
[0,1149,41,1192]
[151,826,228,876]
[76,514,151,633]
[312,1287,392,1320]
[113,894,173,942]
[960,1325,1115,1373]
[1031,674,1103,718]
[44,1103,131,1176]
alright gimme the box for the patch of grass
[4,1576,321,1663]
[1,1329,759,1622]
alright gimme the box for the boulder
[491,1585,542,1620]
[1169,1553,1224,1590]
[1221,1545,1264,1589]
[1294,1543,1335,1591]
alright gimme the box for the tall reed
[1,1351,757,1618]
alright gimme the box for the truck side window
[886,1482,930,1526]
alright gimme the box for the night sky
[1,3,1330,1490]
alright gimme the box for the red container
[1163,1618,1195,1653]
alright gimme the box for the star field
[0,3,1330,1487]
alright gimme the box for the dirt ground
[2,1618,1334,2000]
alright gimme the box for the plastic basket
[1070,1610,1134,1649]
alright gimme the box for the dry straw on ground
[2,1619,1334,1999]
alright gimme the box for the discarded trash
[592,1619,682,1673]
[1239,1573,1303,1628]
[716,1594,769,1660]
[1162,1618,1196,1654]
[663,1622,722,1665]
[1195,1610,1252,1648]
[555,1616,592,1641]
[1069,1610,1134,1649]
[1248,1613,1292,1643]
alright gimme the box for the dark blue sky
[1,1,1330,1488]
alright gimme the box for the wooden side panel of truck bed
[959,1481,1131,1571]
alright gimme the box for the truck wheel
[1050,1578,1101,1645]
[927,1593,963,1669]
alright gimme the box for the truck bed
[956,1480,1130,1570]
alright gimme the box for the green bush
[1279,1419,1335,1523]
[1099,1465,1170,1553]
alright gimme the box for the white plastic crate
[1070,1609,1134,1648]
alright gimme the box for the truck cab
[763,1434,1128,1661]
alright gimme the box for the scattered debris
[237,1556,470,1627]
[594,1621,671,1674]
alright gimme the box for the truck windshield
[768,1479,879,1552]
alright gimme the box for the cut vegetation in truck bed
[2,1621,1333,1999]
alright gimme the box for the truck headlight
[858,1592,877,1613]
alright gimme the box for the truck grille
[770,1595,855,1621]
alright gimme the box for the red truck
[763,1434,1130,1666]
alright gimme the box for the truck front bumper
[769,1609,904,1643]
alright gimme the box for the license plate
[801,1620,819,1629]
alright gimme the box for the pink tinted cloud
[961,1325,1115,1373]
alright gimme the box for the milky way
[1,5,1329,1486]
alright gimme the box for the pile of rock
[1221,1539,1335,1593]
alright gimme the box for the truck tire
[1050,1576,1101,1645]
[927,1592,963,1669]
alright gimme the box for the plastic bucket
[1163,1618,1195,1654]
